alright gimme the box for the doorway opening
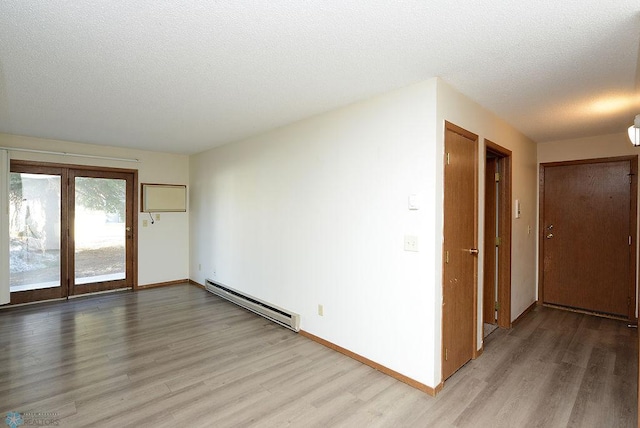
[483,141,512,336]
[8,160,138,304]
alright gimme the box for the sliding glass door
[9,162,137,304]
[69,169,135,295]
[9,165,66,302]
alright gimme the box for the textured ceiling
[0,1,639,154]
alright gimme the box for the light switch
[404,235,418,252]
[408,194,420,210]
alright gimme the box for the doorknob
[465,248,479,255]
[546,233,553,239]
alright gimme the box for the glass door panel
[69,169,134,296]
[9,170,65,303]
[74,177,126,285]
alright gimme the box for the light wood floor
[0,284,636,427]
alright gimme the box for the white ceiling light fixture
[629,114,640,146]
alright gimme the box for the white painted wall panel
[191,80,440,386]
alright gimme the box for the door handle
[546,233,553,239]
[465,248,479,255]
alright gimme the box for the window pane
[9,173,61,291]
[74,177,126,284]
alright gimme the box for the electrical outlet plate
[318,304,324,316]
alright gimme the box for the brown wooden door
[540,158,637,319]
[442,122,478,380]
[484,141,512,329]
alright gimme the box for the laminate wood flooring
[0,284,636,427]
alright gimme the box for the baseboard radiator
[205,279,300,332]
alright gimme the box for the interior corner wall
[537,132,640,317]
[190,79,441,387]
[434,78,538,379]
[0,133,190,286]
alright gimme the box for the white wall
[191,79,440,386]
[435,80,538,378]
[190,77,539,388]
[538,131,635,163]
[0,133,190,286]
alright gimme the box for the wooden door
[540,158,637,319]
[442,122,478,380]
[483,142,513,329]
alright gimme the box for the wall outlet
[404,235,418,252]
[318,304,324,316]
[142,219,148,227]
[198,263,201,271]
[155,213,161,221]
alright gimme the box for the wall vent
[205,279,300,332]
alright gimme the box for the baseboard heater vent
[205,279,300,332]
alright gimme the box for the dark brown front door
[540,157,637,319]
[442,122,478,380]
